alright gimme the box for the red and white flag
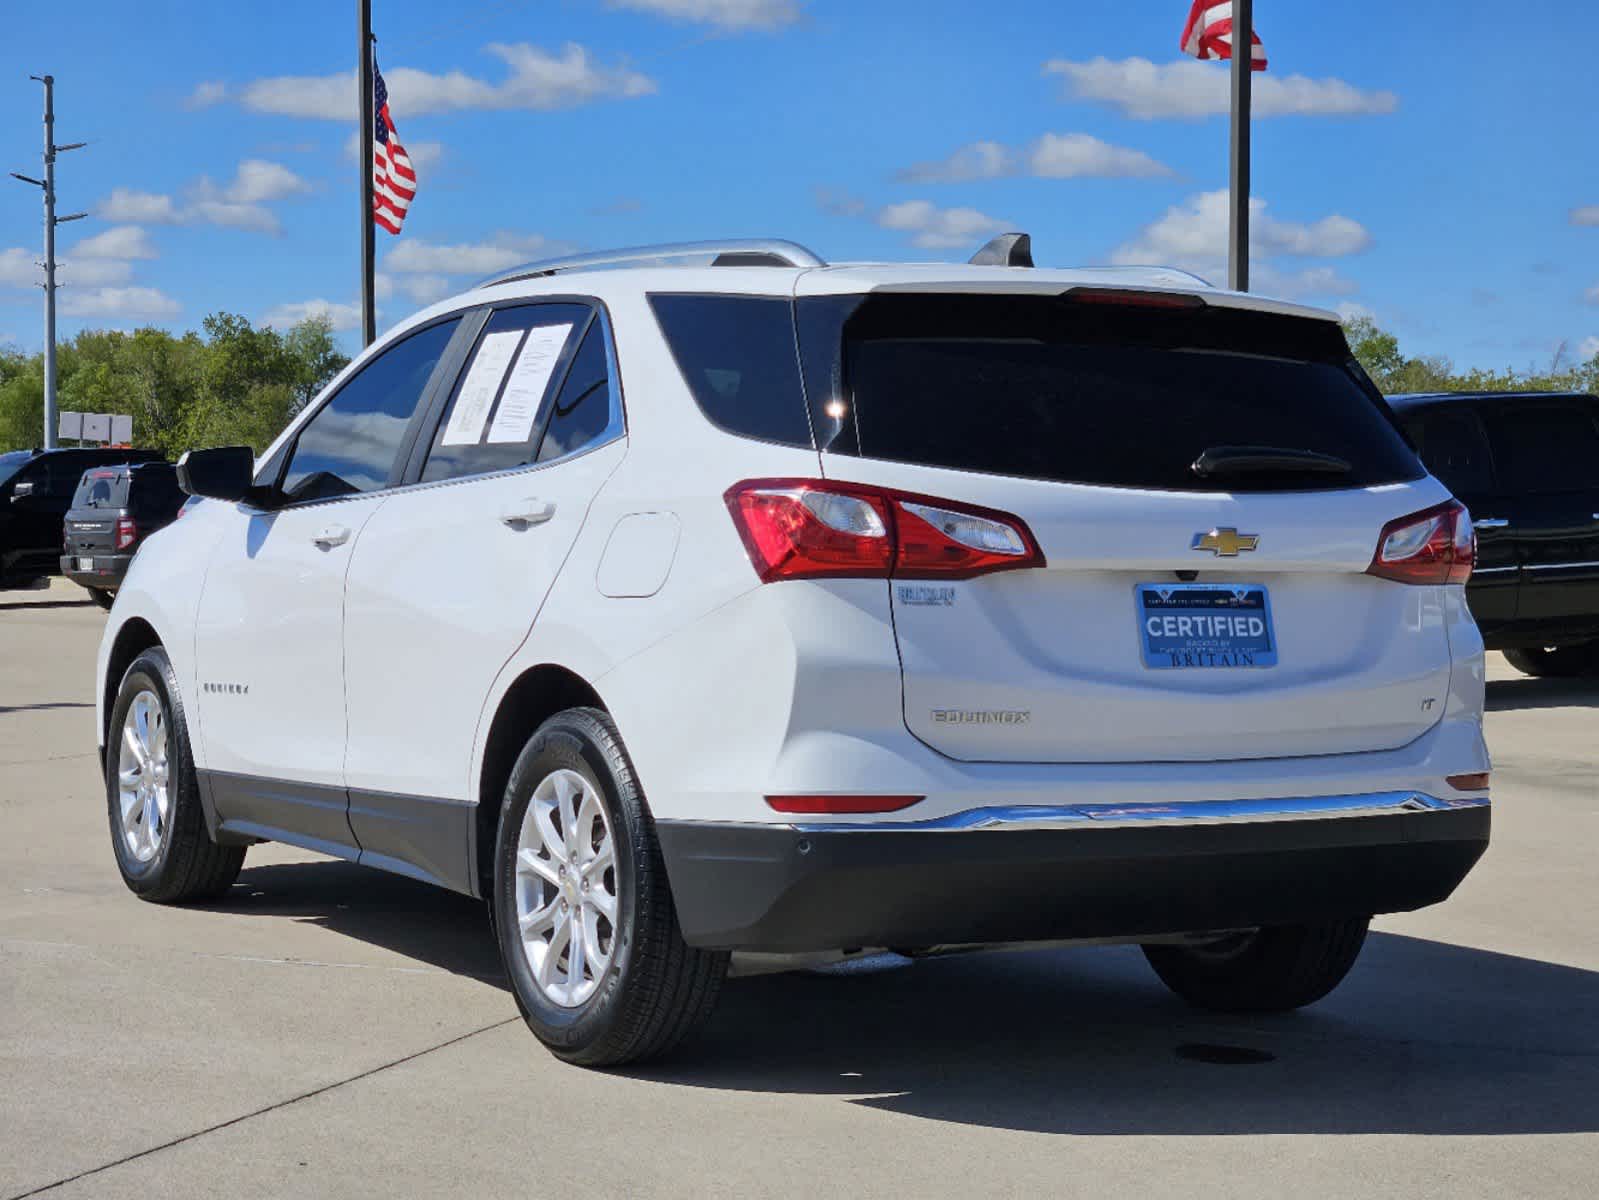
[1180,0,1267,71]
[371,60,415,235]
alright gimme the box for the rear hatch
[801,289,1455,764]
[64,469,128,557]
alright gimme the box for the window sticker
[487,323,575,444]
[441,329,524,446]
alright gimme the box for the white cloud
[260,298,363,331]
[606,0,802,30]
[1,245,135,288]
[219,159,312,204]
[185,81,227,110]
[1045,57,1398,120]
[875,200,1012,250]
[95,161,308,235]
[898,133,1173,183]
[394,274,456,305]
[383,233,566,277]
[60,286,180,318]
[98,188,181,224]
[68,226,159,261]
[1585,283,1599,304]
[1335,301,1378,324]
[344,132,445,173]
[1580,336,1599,359]
[1571,206,1599,226]
[240,43,655,120]
[1111,191,1370,298]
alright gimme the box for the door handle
[1472,518,1510,530]
[500,498,556,528]
[312,524,352,548]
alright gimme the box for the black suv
[0,447,163,592]
[1388,391,1599,676]
[60,460,187,607]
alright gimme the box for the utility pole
[358,3,377,348]
[10,74,86,449]
[1227,0,1253,291]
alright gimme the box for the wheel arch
[102,616,164,753]
[474,663,608,897]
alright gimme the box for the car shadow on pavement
[219,858,1596,1137]
[1487,676,1599,712]
[0,597,94,611]
[0,701,95,714]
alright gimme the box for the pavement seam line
[3,1017,521,1200]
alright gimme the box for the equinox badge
[1191,527,1259,557]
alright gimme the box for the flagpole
[358,3,377,347]
[1227,0,1252,291]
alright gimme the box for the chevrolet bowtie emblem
[1191,527,1259,556]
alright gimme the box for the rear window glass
[648,294,812,447]
[1482,400,1599,493]
[72,470,129,508]
[798,294,1425,493]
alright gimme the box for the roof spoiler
[968,232,1033,268]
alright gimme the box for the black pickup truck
[0,447,163,592]
[1388,391,1599,676]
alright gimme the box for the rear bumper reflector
[765,794,924,815]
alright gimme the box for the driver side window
[279,318,460,503]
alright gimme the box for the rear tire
[492,707,727,1067]
[88,587,114,610]
[106,647,245,903]
[1503,644,1598,678]
[1143,918,1369,1012]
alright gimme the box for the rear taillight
[1367,500,1474,585]
[725,479,1044,583]
[115,516,137,551]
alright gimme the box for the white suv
[96,238,1491,1066]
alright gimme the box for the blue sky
[3,0,1597,369]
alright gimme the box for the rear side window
[648,294,812,447]
[798,294,1424,493]
[420,304,592,483]
[1482,400,1599,493]
[537,323,613,462]
[72,470,128,508]
[1406,410,1496,496]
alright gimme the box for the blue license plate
[1136,583,1277,669]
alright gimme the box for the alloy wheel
[514,767,619,1007]
[116,689,170,863]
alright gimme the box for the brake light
[725,479,1044,583]
[115,516,137,551]
[1367,500,1473,585]
[1063,287,1206,310]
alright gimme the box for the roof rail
[475,239,826,289]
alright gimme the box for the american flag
[372,60,416,235]
[1180,0,1268,71]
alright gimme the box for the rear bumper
[60,553,131,590]
[656,793,1490,952]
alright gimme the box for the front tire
[107,647,245,902]
[1143,918,1369,1012]
[1503,644,1598,678]
[492,707,727,1067]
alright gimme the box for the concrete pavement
[2,579,1595,1198]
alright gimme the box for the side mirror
[176,446,256,502]
[11,481,35,501]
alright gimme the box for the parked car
[0,447,162,592]
[1388,391,1599,677]
[60,461,188,608]
[96,238,1491,1067]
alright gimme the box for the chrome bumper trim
[794,791,1489,834]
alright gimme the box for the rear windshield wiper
[1191,445,1353,478]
